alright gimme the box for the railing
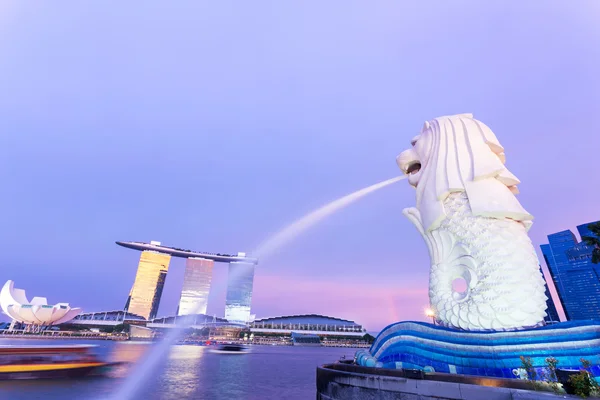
[321,339,371,348]
[0,330,128,340]
[250,323,364,333]
[73,311,144,322]
[319,363,537,390]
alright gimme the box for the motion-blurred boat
[209,343,249,354]
[0,344,122,380]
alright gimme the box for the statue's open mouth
[406,162,421,175]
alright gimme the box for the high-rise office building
[224,261,255,323]
[125,250,171,320]
[539,266,560,323]
[541,221,600,321]
[177,257,214,316]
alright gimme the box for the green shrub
[520,356,542,390]
[543,357,560,394]
[567,358,600,398]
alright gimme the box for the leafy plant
[520,356,537,380]
[520,356,539,389]
[362,333,376,344]
[567,358,600,398]
[582,222,600,264]
[542,357,560,394]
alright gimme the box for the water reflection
[212,348,251,399]
[161,346,205,398]
[107,342,152,378]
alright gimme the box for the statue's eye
[410,135,421,147]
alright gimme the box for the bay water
[0,339,355,400]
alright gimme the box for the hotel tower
[124,247,171,320]
[177,257,214,316]
[224,261,256,323]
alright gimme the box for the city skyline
[1,2,599,331]
[541,221,600,322]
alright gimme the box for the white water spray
[253,175,405,260]
[108,175,405,399]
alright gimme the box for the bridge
[69,311,245,330]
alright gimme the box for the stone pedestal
[317,363,564,400]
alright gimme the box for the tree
[362,333,376,344]
[238,329,251,339]
[111,323,130,333]
[582,222,600,264]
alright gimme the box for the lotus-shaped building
[0,280,82,326]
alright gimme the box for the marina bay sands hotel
[116,241,258,323]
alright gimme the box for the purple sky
[0,2,599,332]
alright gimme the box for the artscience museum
[0,280,82,328]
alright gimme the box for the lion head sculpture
[396,113,533,232]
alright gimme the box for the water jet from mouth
[253,175,406,260]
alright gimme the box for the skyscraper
[177,257,214,316]
[224,261,255,323]
[539,266,560,323]
[125,250,171,320]
[541,221,600,321]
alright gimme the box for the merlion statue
[397,113,548,331]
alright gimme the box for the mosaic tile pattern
[356,321,600,379]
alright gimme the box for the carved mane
[414,114,533,232]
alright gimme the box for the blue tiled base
[356,320,600,379]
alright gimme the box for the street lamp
[424,308,436,325]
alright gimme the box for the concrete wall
[316,365,566,400]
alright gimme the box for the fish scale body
[428,192,547,331]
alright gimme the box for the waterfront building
[250,314,370,347]
[541,221,600,321]
[291,332,321,346]
[130,325,154,339]
[125,249,171,320]
[69,311,234,330]
[177,258,214,316]
[224,261,256,323]
[250,314,366,337]
[147,314,244,340]
[0,280,81,328]
[69,312,369,347]
[70,310,146,328]
[148,313,228,327]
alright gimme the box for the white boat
[209,344,249,354]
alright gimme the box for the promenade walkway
[0,330,128,341]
